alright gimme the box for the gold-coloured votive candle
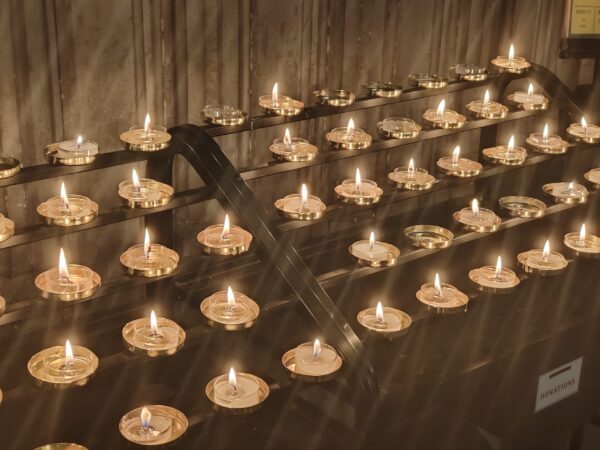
[120,114,171,152]
[118,169,173,209]
[388,159,435,190]
[0,213,14,242]
[517,240,568,276]
[276,184,326,220]
[408,73,448,88]
[357,302,412,338]
[200,287,260,330]
[543,181,588,204]
[564,224,600,258]
[466,89,508,119]
[423,99,466,129]
[499,196,546,218]
[259,82,304,116]
[567,117,600,144]
[362,81,403,98]
[122,311,186,357]
[35,444,88,450]
[449,64,488,81]
[376,117,421,139]
[203,104,247,126]
[506,82,548,110]
[37,182,98,227]
[121,229,179,277]
[349,231,399,267]
[526,124,570,154]
[119,405,188,445]
[45,136,99,166]
[584,168,600,188]
[436,145,482,177]
[269,128,318,162]
[313,88,356,106]
[197,214,252,255]
[469,256,520,293]
[282,339,342,381]
[35,248,101,301]
[0,155,21,179]
[325,118,372,150]
[416,273,469,313]
[335,168,382,205]
[206,367,269,413]
[28,339,98,388]
[404,225,453,249]
[482,135,527,165]
[453,199,501,232]
[491,44,530,73]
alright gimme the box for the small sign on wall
[535,357,583,412]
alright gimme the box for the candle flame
[65,339,74,363]
[58,247,70,279]
[542,240,550,259]
[509,43,515,62]
[141,407,151,429]
[527,83,533,97]
[495,256,502,278]
[60,182,70,209]
[131,169,141,190]
[568,181,575,192]
[582,116,588,130]
[313,338,322,359]
[369,231,375,251]
[355,168,362,191]
[483,89,490,106]
[436,99,446,116]
[507,135,515,151]
[227,286,236,308]
[452,145,460,165]
[347,118,355,137]
[150,310,158,334]
[221,214,230,240]
[228,367,237,392]
[144,228,151,259]
[272,82,279,104]
[408,158,415,174]
[76,135,83,149]
[375,301,384,323]
[471,198,480,216]
[144,113,151,134]
[579,223,586,242]
[434,273,443,297]
[543,123,549,140]
[283,128,291,146]
[300,183,308,208]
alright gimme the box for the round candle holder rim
[118,178,174,209]
[200,290,260,330]
[498,195,546,217]
[468,265,520,293]
[542,182,588,204]
[27,344,99,388]
[122,316,186,356]
[404,224,454,248]
[35,444,89,450]
[119,404,188,445]
[356,306,412,337]
[45,142,98,166]
[564,232,600,258]
[0,155,21,179]
[120,243,180,277]
[349,240,400,267]
[206,372,270,413]
[35,264,101,302]
[517,249,568,275]
[282,347,343,382]
[197,223,253,255]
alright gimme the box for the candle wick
[230,384,237,394]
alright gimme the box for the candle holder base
[466,100,508,119]
[0,156,20,179]
[491,56,530,74]
[200,290,260,330]
[325,127,372,150]
[357,306,412,339]
[270,138,318,162]
[423,109,466,129]
[408,73,448,88]
[404,225,453,249]
[453,207,502,232]
[197,224,252,255]
[436,157,482,177]
[313,89,356,107]
[118,178,174,209]
[203,105,247,126]
[28,345,98,388]
[119,405,188,445]
[564,232,600,258]
[206,373,269,414]
[35,444,89,450]
[416,283,469,314]
[275,194,326,220]
[567,123,600,143]
[349,240,400,267]
[335,179,383,205]
[282,349,343,382]
[526,134,570,154]
[507,92,549,110]
[121,244,179,277]
[376,117,421,140]
[543,182,588,204]
[37,195,98,227]
[449,64,488,81]
[362,81,403,98]
[499,196,546,218]
[120,125,171,152]
[0,214,14,242]
[468,266,520,294]
[517,249,568,276]
[44,143,98,166]
[388,167,435,190]
[584,168,600,188]
[259,96,304,116]
[35,264,101,302]
[482,145,527,165]
[122,317,186,357]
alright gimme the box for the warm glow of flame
[132,169,141,190]
[144,228,151,258]
[527,83,534,97]
[283,128,291,146]
[272,82,279,104]
[495,256,502,278]
[76,135,83,148]
[369,231,375,251]
[543,123,549,140]
[141,407,151,429]
[452,145,460,165]
[483,89,490,106]
[471,198,480,216]
[59,247,70,279]
[300,183,308,208]
[313,339,322,359]
[229,367,237,391]
[65,339,74,363]
[507,135,515,151]
[375,301,384,323]
[144,113,151,134]
[579,223,586,242]
[542,240,550,259]
[434,273,443,297]
[227,286,236,308]
[509,43,515,62]
[568,181,575,192]
[436,99,446,116]
[150,310,158,334]
[347,118,355,134]
[582,116,588,130]
[408,158,415,174]
[355,168,362,191]
[221,214,230,240]
[60,182,70,209]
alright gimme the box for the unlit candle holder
[362,81,403,98]
[206,368,269,413]
[517,241,568,276]
[122,312,186,357]
[203,104,247,126]
[28,341,98,388]
[564,225,600,258]
[543,182,588,204]
[567,118,600,144]
[416,275,469,313]
[119,405,188,445]
[197,215,252,255]
[349,233,399,267]
[200,288,260,330]
[0,156,20,179]
[423,100,466,129]
[0,214,14,242]
[376,117,421,140]
[325,119,372,150]
[469,257,520,293]
[282,340,343,381]
[453,200,501,232]
[118,171,173,209]
[449,64,488,81]
[120,115,171,152]
[499,196,546,218]
[404,225,453,249]
[35,444,89,450]
[408,73,448,88]
[269,129,319,162]
[584,168,600,188]
[45,137,99,166]
[313,89,356,107]
[357,302,412,339]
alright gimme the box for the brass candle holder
[499,196,546,218]
[0,295,5,317]
[584,168,600,188]
[453,199,501,232]
[436,145,482,177]
[38,182,98,226]
[404,225,453,249]
[469,256,520,293]
[0,213,14,242]
[35,248,101,301]
[376,117,421,139]
[416,273,469,313]
[259,82,304,116]
[491,43,530,73]
[518,240,568,276]
[35,444,88,450]
[120,114,171,152]
[45,135,99,166]
[313,88,356,107]
[362,81,403,98]
[357,302,412,338]
[118,169,174,209]
[423,99,466,129]
[282,339,342,381]
[203,104,248,126]
[564,224,600,258]
[388,159,435,191]
[526,123,569,154]
[206,367,269,413]
[335,168,382,205]
[200,286,260,330]
[122,310,186,357]
[119,405,188,445]
[0,155,21,179]
[466,89,508,119]
[449,64,488,81]
[349,231,399,267]
[28,339,98,388]
[507,83,549,111]
[121,228,179,277]
[325,118,372,150]
[543,181,588,204]
[276,183,326,220]
[408,73,448,88]
[197,214,252,255]
[269,128,319,162]
[567,117,600,143]
[483,135,527,165]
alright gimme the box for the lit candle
[119,404,188,445]
[197,214,253,255]
[357,300,412,336]
[471,198,479,217]
[132,169,142,193]
[292,338,342,377]
[269,128,318,161]
[542,240,550,263]
[118,169,174,208]
[454,199,502,232]
[140,407,151,431]
[416,272,469,312]
[542,124,549,143]
[58,247,70,283]
[259,82,304,116]
[64,339,74,367]
[436,99,446,117]
[276,183,325,220]
[144,113,151,136]
[60,182,70,210]
[209,366,265,409]
[150,310,159,336]
[120,112,171,152]
[144,228,151,259]
[335,168,382,204]
[527,83,534,100]
[525,123,569,154]
[408,158,415,180]
[49,134,99,165]
[491,42,530,73]
[375,302,384,323]
[563,222,600,257]
[566,115,600,143]
[582,116,588,135]
[283,128,292,147]
[300,184,308,211]
[466,89,508,119]
[437,144,482,177]
[452,146,460,167]
[229,367,238,393]
[200,287,260,329]
[434,273,443,297]
[325,118,372,150]
[272,82,279,106]
[221,214,231,241]
[483,89,490,107]
[483,134,527,165]
[578,223,586,247]
[469,255,520,292]
[507,135,515,153]
[227,286,236,310]
[120,227,180,277]
[346,118,355,140]
[355,168,362,193]
[518,239,569,275]
[495,256,502,280]
[507,82,548,110]
[349,231,399,266]
[508,43,515,63]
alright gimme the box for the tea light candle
[203,104,248,126]
[28,339,98,388]
[35,444,88,450]
[325,118,372,150]
[269,128,318,162]
[313,88,356,107]
[335,168,383,204]
[122,310,186,357]
[567,116,600,143]
[35,248,101,301]
[526,124,570,154]
[118,169,174,209]
[259,82,304,116]
[436,145,482,177]
[388,159,436,190]
[543,181,588,204]
[483,135,527,165]
[453,199,501,232]
[469,256,520,293]
[282,339,343,380]
[37,182,98,226]
[491,43,530,73]
[121,228,179,277]
[404,225,453,249]
[517,240,568,276]
[197,214,253,255]
[349,231,400,267]
[120,113,171,152]
[0,155,20,179]
[449,64,488,81]
[416,273,469,313]
[357,301,412,338]
[499,196,546,218]
[276,183,326,220]
[0,213,14,242]
[200,286,260,330]
[119,405,188,445]
[206,367,269,412]
[423,99,466,129]
[466,89,508,119]
[45,135,99,165]
[362,81,403,98]
[564,224,600,258]
[507,82,549,111]
[584,168,600,188]
[408,73,448,88]
[376,117,421,139]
